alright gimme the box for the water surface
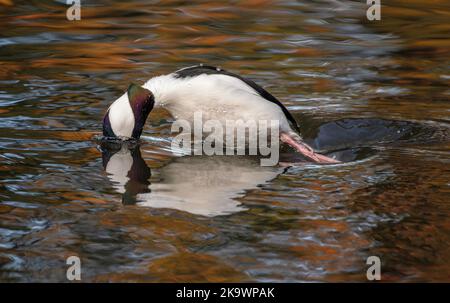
[0,0,449,282]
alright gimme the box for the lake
[0,0,449,282]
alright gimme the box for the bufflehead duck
[103,65,339,163]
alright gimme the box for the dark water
[0,0,449,282]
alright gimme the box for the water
[0,0,449,282]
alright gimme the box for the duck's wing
[173,65,300,132]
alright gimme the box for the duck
[102,64,339,164]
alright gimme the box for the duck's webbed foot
[280,132,340,164]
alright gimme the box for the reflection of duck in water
[101,142,151,205]
[101,144,281,217]
[102,65,339,163]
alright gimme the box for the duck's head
[103,83,154,140]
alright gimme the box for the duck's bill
[280,133,340,164]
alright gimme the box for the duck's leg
[280,132,340,164]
